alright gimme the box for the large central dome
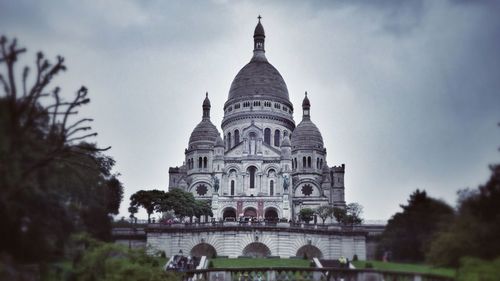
[225,18,291,108]
[227,59,290,103]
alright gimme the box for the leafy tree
[0,36,122,263]
[194,200,213,219]
[129,190,165,223]
[157,188,196,220]
[299,208,315,223]
[331,204,363,226]
[70,235,180,281]
[377,189,454,263]
[344,203,364,226]
[315,205,334,224]
[128,206,138,221]
[427,164,500,266]
[456,257,500,281]
[332,207,347,224]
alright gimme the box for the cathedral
[169,18,346,222]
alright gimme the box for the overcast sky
[2,0,499,221]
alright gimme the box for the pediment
[224,141,282,158]
[261,142,281,157]
[225,142,245,157]
[242,123,262,135]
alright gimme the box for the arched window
[320,159,323,168]
[270,180,274,196]
[308,156,312,168]
[294,158,297,170]
[230,180,235,196]
[264,128,271,145]
[303,157,306,168]
[227,132,232,149]
[274,130,280,146]
[198,157,203,168]
[234,129,240,145]
[248,166,256,189]
[203,157,208,168]
[292,160,294,169]
[229,169,237,176]
[249,132,257,154]
[317,158,319,169]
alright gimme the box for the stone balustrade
[180,267,454,281]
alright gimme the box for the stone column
[242,174,246,195]
[243,138,248,154]
[212,193,219,219]
[259,174,262,194]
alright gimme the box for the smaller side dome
[291,120,324,150]
[188,120,220,149]
[188,93,220,149]
[292,93,324,150]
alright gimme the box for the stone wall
[146,225,366,260]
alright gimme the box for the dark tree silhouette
[428,164,500,266]
[0,36,122,263]
[129,189,165,223]
[377,189,454,263]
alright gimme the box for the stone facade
[168,18,346,223]
[147,225,366,260]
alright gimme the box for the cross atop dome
[302,91,311,118]
[202,92,211,119]
[253,15,265,53]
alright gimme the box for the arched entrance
[264,208,279,222]
[190,243,217,258]
[222,207,236,220]
[242,242,271,257]
[247,166,257,188]
[296,245,323,259]
[243,207,257,218]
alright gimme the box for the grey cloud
[1,0,499,220]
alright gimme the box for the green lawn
[352,260,456,278]
[210,258,311,268]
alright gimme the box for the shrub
[457,257,500,281]
[353,254,358,261]
[365,262,373,269]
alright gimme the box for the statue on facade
[283,174,289,191]
[212,175,220,193]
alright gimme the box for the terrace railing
[146,221,364,233]
[181,267,454,281]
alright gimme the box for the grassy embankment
[209,258,455,278]
[352,260,455,278]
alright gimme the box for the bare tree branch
[66,118,93,132]
[66,126,92,137]
[67,132,97,142]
